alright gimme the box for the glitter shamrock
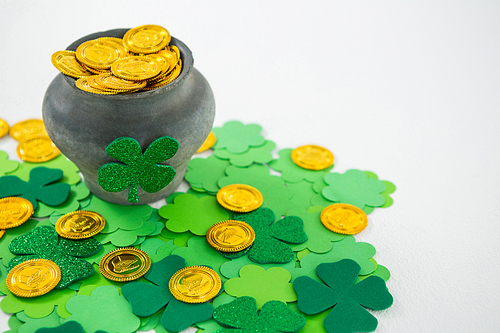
[7,225,101,288]
[232,207,307,264]
[213,296,305,333]
[97,136,179,203]
[122,255,217,332]
[293,259,393,333]
[0,167,70,210]
[212,121,266,154]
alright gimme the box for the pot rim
[62,28,194,100]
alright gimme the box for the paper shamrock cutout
[7,225,100,288]
[34,321,87,333]
[212,120,266,154]
[213,296,305,333]
[232,207,307,264]
[34,181,90,218]
[270,148,333,183]
[224,265,297,309]
[159,193,229,236]
[97,136,179,202]
[15,308,61,333]
[185,155,230,194]
[0,167,70,210]
[213,140,276,167]
[122,255,216,332]
[287,301,329,333]
[293,259,393,333]
[0,151,19,176]
[7,154,81,185]
[65,285,141,333]
[220,255,295,279]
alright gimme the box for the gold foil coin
[99,247,151,282]
[197,132,217,153]
[16,135,60,162]
[0,197,34,229]
[0,118,8,138]
[76,77,118,95]
[123,25,171,54]
[217,184,263,213]
[56,210,106,239]
[97,74,146,91]
[169,266,221,303]
[6,259,61,298]
[206,220,255,252]
[320,203,368,235]
[51,50,92,79]
[76,39,127,69]
[9,119,47,141]
[291,145,334,170]
[111,56,162,81]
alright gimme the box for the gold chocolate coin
[0,197,34,229]
[217,184,263,213]
[169,266,221,303]
[0,118,8,138]
[123,24,171,54]
[320,203,368,235]
[6,259,61,298]
[206,220,255,252]
[291,145,334,170]
[76,77,118,95]
[51,50,92,79]
[56,210,105,239]
[197,132,216,153]
[97,74,146,91]
[99,247,151,282]
[9,119,47,141]
[16,135,60,162]
[76,39,127,69]
[111,56,162,81]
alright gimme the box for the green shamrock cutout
[0,151,19,176]
[34,181,90,218]
[224,265,297,309]
[232,207,307,264]
[34,321,87,333]
[213,296,305,333]
[7,154,81,185]
[185,155,230,194]
[159,193,229,236]
[270,148,333,183]
[97,136,179,203]
[212,120,266,154]
[220,255,295,279]
[121,255,216,332]
[293,259,393,333]
[0,167,71,210]
[213,140,276,167]
[15,308,62,333]
[7,225,101,288]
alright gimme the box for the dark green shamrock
[97,136,179,203]
[0,167,70,210]
[7,225,101,288]
[293,259,393,333]
[212,296,305,333]
[232,207,307,264]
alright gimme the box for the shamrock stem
[128,184,139,203]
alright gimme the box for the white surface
[0,1,499,332]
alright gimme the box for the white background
[0,1,499,332]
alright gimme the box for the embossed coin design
[9,119,48,141]
[197,132,217,153]
[291,145,334,170]
[51,50,92,79]
[76,39,127,69]
[0,118,9,138]
[111,56,162,81]
[206,220,255,252]
[217,184,263,213]
[99,247,151,282]
[123,24,171,54]
[16,135,60,163]
[56,210,105,239]
[320,203,368,235]
[6,259,61,298]
[0,197,34,229]
[169,266,221,303]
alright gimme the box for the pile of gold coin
[51,24,182,95]
[9,119,60,163]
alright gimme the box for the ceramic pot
[42,28,215,205]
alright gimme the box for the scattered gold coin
[291,145,334,170]
[111,56,162,81]
[320,203,368,235]
[6,259,61,298]
[0,118,8,138]
[169,266,221,303]
[9,119,47,141]
[51,50,92,79]
[55,210,105,239]
[217,184,263,213]
[16,135,60,162]
[76,39,127,69]
[123,24,171,54]
[206,220,255,252]
[0,197,34,229]
[99,247,151,282]
[197,132,217,153]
